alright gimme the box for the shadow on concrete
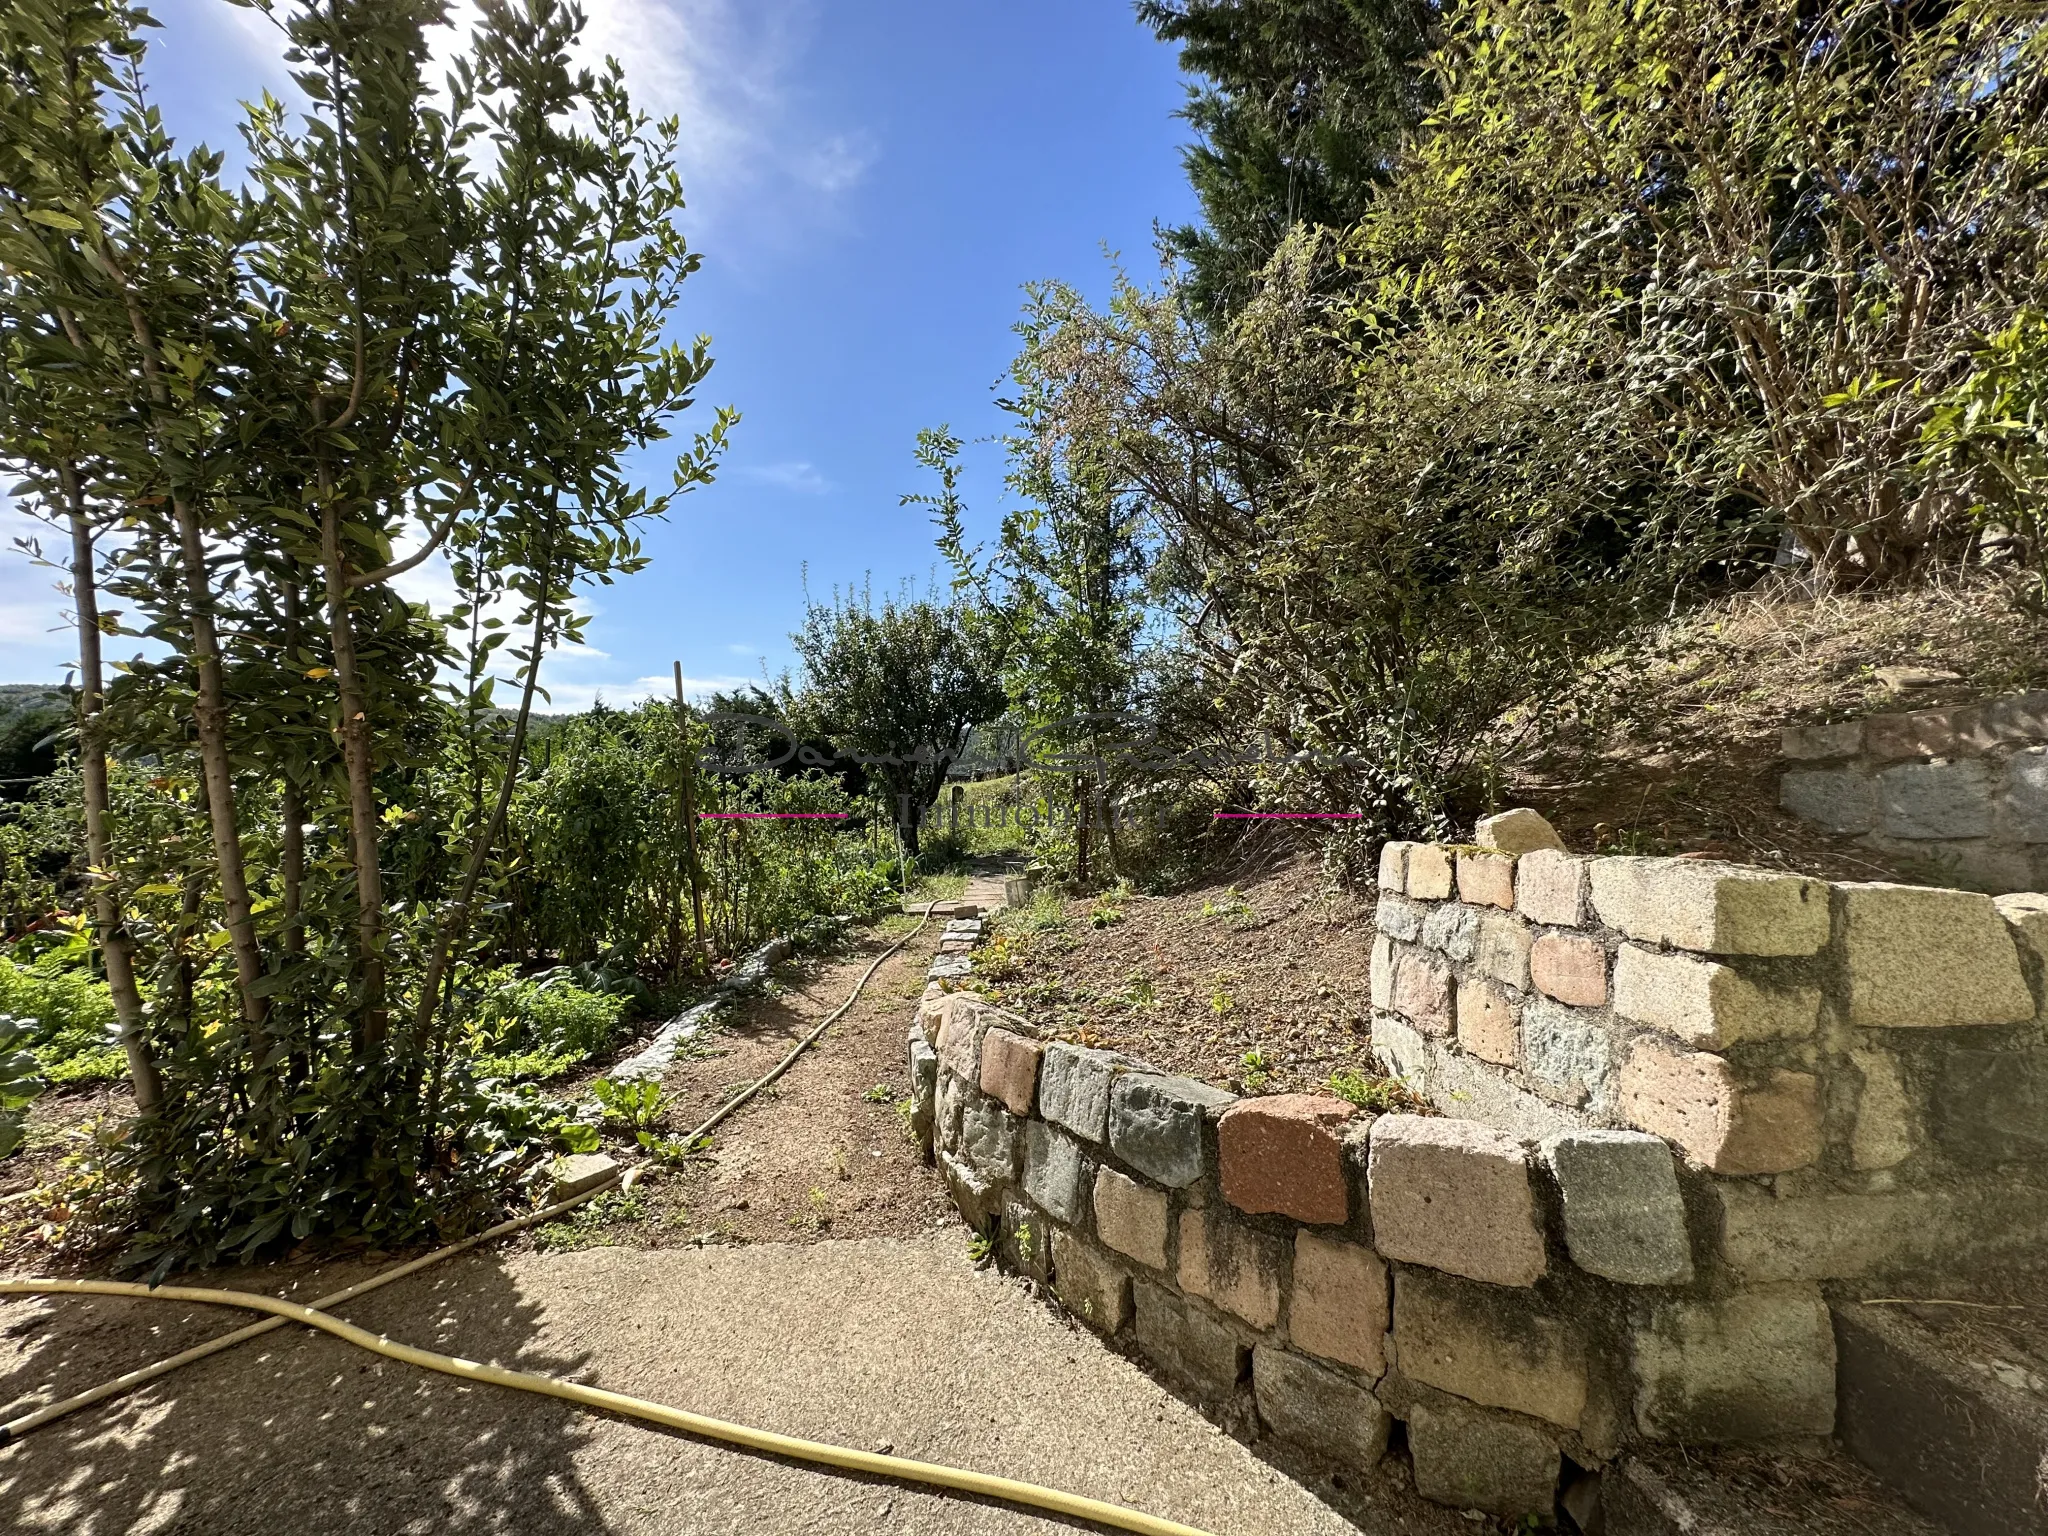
[0,1251,608,1536]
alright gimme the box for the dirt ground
[970,850,1390,1100]
[0,914,1493,1536]
[1508,574,2048,881]
[543,917,958,1251]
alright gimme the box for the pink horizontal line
[1213,812,1364,820]
[701,811,850,820]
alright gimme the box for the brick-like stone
[1378,840,1417,893]
[1865,707,1959,762]
[1216,1094,1353,1224]
[1540,1130,1693,1285]
[1108,1074,1234,1187]
[1289,1232,1389,1377]
[1407,1397,1558,1520]
[1419,901,1480,961]
[1000,1196,1052,1282]
[1611,944,1819,1048]
[1024,1119,1087,1223]
[934,1069,967,1152]
[2007,752,2048,842]
[1050,1229,1130,1333]
[1879,759,1994,839]
[1388,945,1453,1035]
[1394,1268,1587,1430]
[1373,893,1423,941]
[1038,1041,1122,1143]
[1848,1049,1913,1171]
[1515,849,1587,926]
[1133,1280,1245,1397]
[959,1095,1022,1183]
[1590,858,1829,956]
[1179,1208,1284,1330]
[1520,999,1616,1109]
[1370,932,1395,1011]
[1780,768,1878,835]
[1715,1181,2048,1283]
[979,1027,1042,1116]
[1838,882,2035,1027]
[1455,979,1519,1066]
[1407,843,1455,900]
[1457,849,1516,909]
[1367,1115,1546,1287]
[1530,933,1607,1006]
[1997,891,2048,980]
[548,1152,619,1202]
[934,994,986,1082]
[1618,1041,1820,1175]
[907,1031,938,1145]
[1253,1348,1391,1469]
[939,1150,1001,1230]
[1935,1049,2048,1163]
[1092,1166,1170,1269]
[1473,912,1533,992]
[1475,807,1566,855]
[916,987,950,1046]
[1981,689,2048,745]
[1632,1287,1836,1441]
[1781,719,1864,760]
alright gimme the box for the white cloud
[738,460,831,495]
[796,131,878,195]
[536,670,754,714]
[725,642,757,656]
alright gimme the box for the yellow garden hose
[0,1278,1214,1536]
[0,904,1217,1533]
[0,904,938,1446]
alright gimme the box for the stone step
[1603,1445,1950,1536]
[1833,1285,2048,1536]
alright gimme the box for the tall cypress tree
[1137,0,1435,318]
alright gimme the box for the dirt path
[602,918,956,1248]
[0,915,1474,1535]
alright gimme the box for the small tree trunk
[61,462,162,1114]
[321,494,388,1047]
[174,494,272,1050]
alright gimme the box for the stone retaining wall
[1780,689,2048,892]
[903,834,2048,1521]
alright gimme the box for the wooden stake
[674,662,710,963]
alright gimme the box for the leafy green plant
[635,1129,703,1165]
[1239,1048,1274,1093]
[1089,898,1124,929]
[1201,888,1257,928]
[1328,1068,1405,1113]
[0,1014,45,1158]
[966,1231,995,1266]
[862,1083,894,1104]
[535,1188,646,1253]
[591,1076,671,1132]
[467,968,630,1061]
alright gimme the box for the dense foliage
[943,0,2048,854]
[0,0,730,1269]
[788,585,1006,854]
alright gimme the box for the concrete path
[0,1236,1415,1536]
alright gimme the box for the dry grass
[1507,572,2048,879]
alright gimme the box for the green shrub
[465,967,628,1061]
[0,953,124,1081]
[0,1013,44,1158]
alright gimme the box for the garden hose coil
[0,1276,1213,1536]
[0,904,1216,1534]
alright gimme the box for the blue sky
[0,0,1199,707]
